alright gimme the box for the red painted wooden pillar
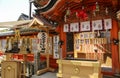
[60,25,67,58]
[111,19,120,74]
[56,24,66,58]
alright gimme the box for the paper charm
[81,21,90,31]
[92,20,103,30]
[70,22,79,32]
[63,24,69,32]
[104,19,112,30]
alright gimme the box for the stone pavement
[31,72,117,78]
[31,72,57,78]
[0,72,118,78]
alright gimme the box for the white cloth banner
[70,22,79,32]
[63,24,69,32]
[81,21,90,31]
[53,35,59,59]
[104,19,112,30]
[92,20,103,30]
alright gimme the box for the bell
[97,30,100,37]
[66,8,71,16]
[96,2,99,12]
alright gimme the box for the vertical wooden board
[118,31,120,62]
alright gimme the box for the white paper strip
[104,19,112,30]
[48,37,52,54]
[70,22,79,32]
[53,35,59,59]
[92,20,103,30]
[37,32,47,53]
[81,21,90,31]
[63,24,69,32]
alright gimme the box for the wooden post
[6,53,13,61]
[21,54,27,78]
[36,28,54,75]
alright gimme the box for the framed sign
[70,22,79,32]
[92,20,103,30]
[81,21,90,31]
[104,19,112,30]
[63,24,69,32]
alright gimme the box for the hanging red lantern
[76,10,84,18]
[82,13,88,20]
[76,10,88,20]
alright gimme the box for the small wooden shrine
[28,17,55,75]
[0,17,58,78]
